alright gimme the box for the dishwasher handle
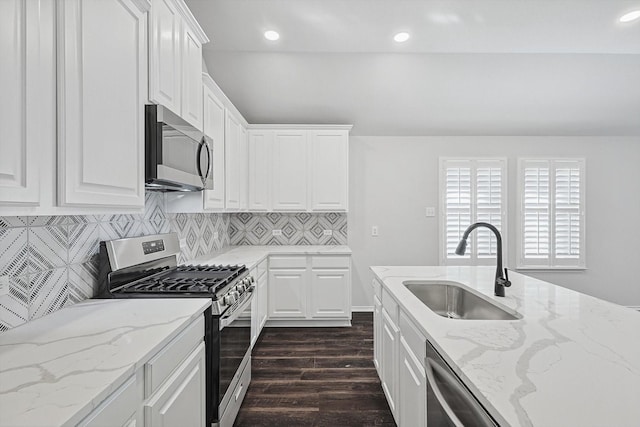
[425,357,496,427]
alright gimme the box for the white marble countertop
[0,298,211,427]
[190,245,352,270]
[370,266,640,427]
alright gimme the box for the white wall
[348,136,640,308]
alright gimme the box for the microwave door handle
[202,139,212,180]
[196,138,211,183]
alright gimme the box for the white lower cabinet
[78,372,143,427]
[144,343,206,427]
[257,266,269,331]
[373,293,382,375]
[381,307,399,421]
[267,255,351,326]
[78,316,205,427]
[374,284,429,427]
[269,264,307,318]
[399,337,427,426]
[310,268,350,318]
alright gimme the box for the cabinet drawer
[311,256,350,269]
[257,258,268,278]
[269,256,306,269]
[371,279,382,299]
[79,374,139,427]
[145,316,204,397]
[382,287,398,324]
[399,310,427,363]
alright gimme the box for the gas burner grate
[118,264,247,295]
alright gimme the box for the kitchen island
[371,266,640,427]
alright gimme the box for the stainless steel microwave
[145,104,213,191]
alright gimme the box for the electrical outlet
[179,238,187,248]
[272,229,282,236]
[371,226,379,237]
[425,207,436,217]
[214,231,219,240]
[0,275,9,297]
[323,230,333,236]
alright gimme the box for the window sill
[515,266,587,272]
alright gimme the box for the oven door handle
[219,288,255,330]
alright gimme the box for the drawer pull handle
[235,382,244,401]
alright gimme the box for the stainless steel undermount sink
[404,281,521,320]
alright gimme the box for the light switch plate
[179,238,187,248]
[214,231,219,240]
[0,275,10,297]
[272,229,282,236]
[425,207,436,217]
[323,230,333,236]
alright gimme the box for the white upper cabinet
[149,0,207,130]
[57,0,149,208]
[239,125,249,211]
[202,74,226,210]
[0,0,52,206]
[248,130,272,211]
[309,130,349,211]
[248,126,351,212]
[272,130,309,211]
[225,111,242,210]
[181,23,203,130]
[148,0,181,115]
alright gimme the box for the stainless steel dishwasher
[426,341,498,427]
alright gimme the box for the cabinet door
[381,307,399,420]
[309,130,349,211]
[258,272,268,329]
[57,0,146,207]
[0,0,52,206]
[79,373,141,427]
[181,22,203,131]
[239,125,248,210]
[272,130,308,211]
[203,79,226,210]
[309,269,350,318]
[373,294,382,375]
[248,130,272,211]
[399,337,427,427]
[268,269,307,318]
[148,0,181,115]
[144,343,206,427]
[225,111,241,209]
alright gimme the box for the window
[517,159,585,269]
[439,158,507,265]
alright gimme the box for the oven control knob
[250,276,256,284]
[224,293,237,305]
[235,284,245,293]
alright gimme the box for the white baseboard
[352,306,373,312]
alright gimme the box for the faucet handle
[503,268,511,287]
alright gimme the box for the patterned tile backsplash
[229,212,347,245]
[0,192,229,332]
[0,196,347,332]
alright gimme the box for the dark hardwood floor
[234,313,396,426]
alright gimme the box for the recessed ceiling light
[619,10,640,22]
[264,30,280,41]
[394,32,410,43]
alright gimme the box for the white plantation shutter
[445,164,472,259]
[518,159,585,268]
[440,158,506,265]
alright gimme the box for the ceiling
[186,0,640,136]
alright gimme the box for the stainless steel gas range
[97,233,254,426]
